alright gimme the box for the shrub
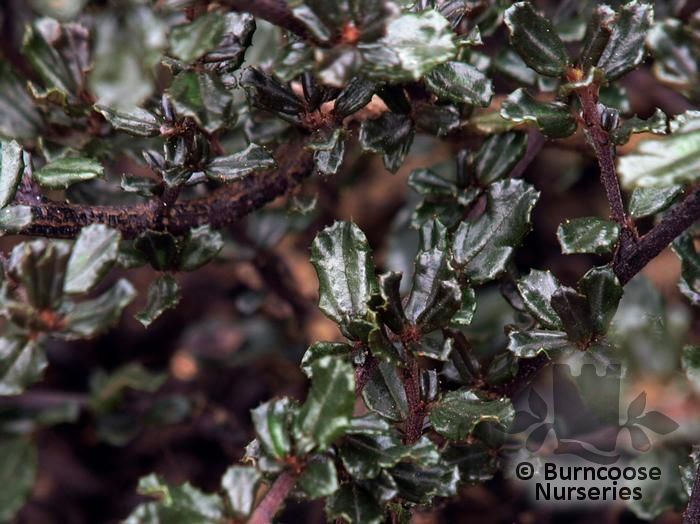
[2,0,700,522]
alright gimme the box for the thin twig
[248,469,300,524]
[614,185,700,285]
[11,141,313,239]
[685,463,700,524]
[576,82,637,261]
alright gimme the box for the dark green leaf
[443,442,499,484]
[619,111,700,187]
[125,474,224,524]
[500,88,577,138]
[346,413,393,436]
[369,271,406,335]
[297,454,339,498]
[368,327,404,365]
[673,232,700,306]
[169,71,234,133]
[429,389,513,441]
[206,143,276,182]
[405,249,461,333]
[294,356,355,454]
[550,286,594,343]
[251,397,295,460]
[408,168,457,198]
[339,433,406,480]
[414,104,462,136]
[134,231,180,271]
[507,328,573,358]
[310,221,378,339]
[8,239,71,309]
[611,108,667,145]
[360,113,414,173]
[34,157,104,189]
[504,2,570,77]
[220,466,261,520]
[326,482,383,524]
[0,62,41,140]
[361,361,408,422]
[389,461,459,504]
[517,269,562,329]
[647,19,698,99]
[0,140,22,208]
[62,279,136,338]
[170,12,226,63]
[596,1,653,81]
[240,68,304,117]
[0,437,37,522]
[474,132,528,185]
[578,5,616,70]
[425,61,493,107]
[363,11,456,83]
[453,179,539,284]
[0,335,47,395]
[95,106,160,137]
[178,225,223,271]
[300,342,354,377]
[309,129,346,176]
[451,286,477,327]
[556,216,619,255]
[580,266,622,335]
[135,275,181,328]
[629,185,682,219]
[334,78,376,118]
[22,23,76,94]
[64,224,121,294]
[0,205,32,234]
[121,174,159,197]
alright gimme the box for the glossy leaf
[310,221,378,339]
[240,67,304,117]
[220,466,261,520]
[365,10,456,83]
[629,185,682,219]
[124,474,224,524]
[62,279,136,338]
[405,249,461,333]
[0,61,41,139]
[360,112,414,173]
[8,239,71,309]
[95,106,160,137]
[550,286,594,343]
[64,224,121,294]
[453,179,539,284]
[0,437,37,522]
[0,140,22,208]
[297,455,339,498]
[334,77,376,118]
[500,88,577,138]
[178,225,224,271]
[580,266,623,335]
[473,132,528,185]
[300,342,354,377]
[425,61,493,107]
[362,361,408,422]
[34,157,104,189]
[309,128,346,176]
[429,389,513,441]
[389,461,459,504]
[251,397,295,460]
[517,269,562,329]
[326,482,383,524]
[618,111,700,187]
[0,335,47,395]
[135,275,181,328]
[22,23,76,94]
[369,272,406,335]
[578,5,616,70]
[682,345,700,391]
[294,356,355,454]
[205,143,275,182]
[504,2,570,77]
[0,205,32,233]
[647,19,698,98]
[596,1,653,81]
[611,109,668,146]
[169,71,234,133]
[507,329,573,358]
[170,12,226,63]
[556,217,620,255]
